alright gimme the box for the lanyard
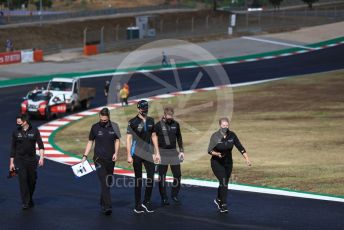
[160,121,171,146]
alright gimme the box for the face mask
[221,127,229,134]
[140,110,148,117]
[17,124,23,130]
[99,121,108,127]
[165,118,173,124]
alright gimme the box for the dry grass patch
[55,69,344,196]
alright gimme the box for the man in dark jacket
[9,114,45,210]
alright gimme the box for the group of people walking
[9,100,251,215]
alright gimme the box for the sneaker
[22,204,30,210]
[171,196,181,204]
[220,204,229,213]
[142,201,154,213]
[133,204,145,214]
[161,198,170,206]
[29,200,35,208]
[214,198,221,210]
[102,208,112,215]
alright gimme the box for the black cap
[137,100,149,110]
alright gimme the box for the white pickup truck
[47,78,96,111]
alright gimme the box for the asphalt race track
[0,45,343,230]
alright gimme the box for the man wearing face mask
[82,107,121,215]
[154,106,184,206]
[9,114,44,210]
[208,117,251,213]
[127,100,161,213]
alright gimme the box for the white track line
[47,121,70,126]
[65,115,83,120]
[38,126,58,131]
[76,111,98,116]
[242,36,316,50]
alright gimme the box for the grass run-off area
[55,69,344,197]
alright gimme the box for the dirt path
[262,21,344,43]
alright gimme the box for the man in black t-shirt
[126,100,161,213]
[154,106,184,205]
[9,114,45,210]
[82,108,121,215]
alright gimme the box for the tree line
[0,0,53,10]
[212,0,319,10]
[0,0,321,11]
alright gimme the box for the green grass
[55,69,344,196]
